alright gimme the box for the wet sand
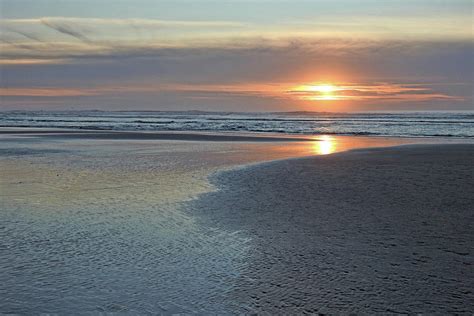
[1,129,473,314]
[191,144,474,314]
[0,129,313,142]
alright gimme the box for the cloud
[1,34,471,66]
[283,14,472,41]
[39,18,94,43]
[0,87,98,97]
[0,81,462,103]
[1,17,471,111]
[287,83,463,101]
[0,59,68,65]
[1,17,247,45]
[2,17,247,28]
[1,26,44,43]
[2,16,472,63]
[0,16,252,59]
[0,83,275,98]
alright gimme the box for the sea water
[1,110,473,138]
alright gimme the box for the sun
[292,83,339,101]
[307,84,336,93]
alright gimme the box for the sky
[0,0,473,112]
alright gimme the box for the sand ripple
[191,145,474,314]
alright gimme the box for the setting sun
[307,84,336,93]
[291,83,340,101]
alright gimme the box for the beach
[192,144,474,313]
[2,0,472,313]
[1,129,473,314]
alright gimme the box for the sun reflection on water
[313,135,336,155]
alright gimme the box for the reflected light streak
[313,135,336,155]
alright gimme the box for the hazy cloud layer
[1,12,472,111]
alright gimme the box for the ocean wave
[1,111,473,138]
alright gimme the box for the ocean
[1,111,473,138]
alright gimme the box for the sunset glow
[307,85,336,93]
[292,84,341,101]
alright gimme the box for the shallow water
[0,141,250,313]
[0,136,313,313]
